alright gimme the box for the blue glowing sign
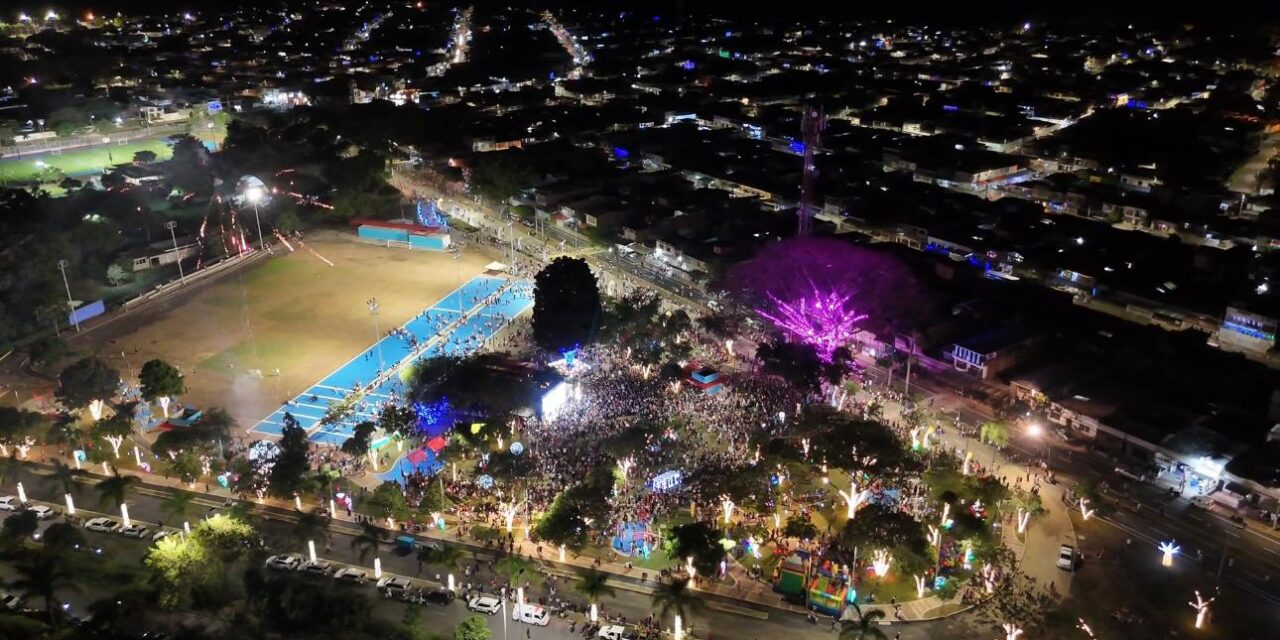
[943,105,959,112]
[207,101,222,113]
[613,147,630,159]
[789,141,805,154]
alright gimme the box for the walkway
[250,275,532,444]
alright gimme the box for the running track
[250,275,533,445]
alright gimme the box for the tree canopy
[138,359,185,402]
[56,356,119,409]
[532,257,600,354]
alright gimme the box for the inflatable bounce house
[774,551,810,599]
[806,558,854,616]
[611,521,655,558]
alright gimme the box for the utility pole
[57,259,79,332]
[904,333,915,398]
[165,220,185,282]
[367,298,384,372]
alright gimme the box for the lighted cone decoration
[158,396,170,418]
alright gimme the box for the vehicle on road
[383,585,425,604]
[85,517,121,533]
[264,554,303,571]
[1057,544,1077,571]
[467,595,502,615]
[299,559,334,577]
[0,496,19,511]
[376,576,413,592]
[152,530,177,543]
[597,624,632,640]
[333,567,368,584]
[26,505,56,520]
[513,603,550,626]
[121,525,151,539]
[423,587,456,606]
[0,592,21,611]
[1189,495,1213,510]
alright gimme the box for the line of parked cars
[262,555,456,605]
[0,496,59,519]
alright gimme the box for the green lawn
[0,138,174,182]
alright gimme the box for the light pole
[245,186,266,251]
[165,220,185,282]
[367,298,384,372]
[1027,422,1052,469]
[57,259,79,332]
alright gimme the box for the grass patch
[0,139,173,181]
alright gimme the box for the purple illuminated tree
[724,238,923,361]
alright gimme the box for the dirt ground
[47,232,491,433]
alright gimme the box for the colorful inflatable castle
[611,521,655,558]
[806,558,854,617]
[774,550,810,599]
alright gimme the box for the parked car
[1189,495,1213,510]
[0,496,20,511]
[383,586,425,604]
[85,517,121,533]
[26,505,56,520]
[299,560,334,577]
[333,567,368,585]
[152,530,177,543]
[467,595,502,615]
[121,525,151,539]
[264,554,303,571]
[422,587,456,606]
[513,603,550,626]
[597,625,633,640]
[0,592,22,611]
[1057,544,1077,571]
[376,576,413,592]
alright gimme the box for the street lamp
[367,298,384,372]
[244,186,266,251]
[165,221,185,282]
[1026,422,1052,468]
[56,259,79,332]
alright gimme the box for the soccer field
[74,232,497,432]
[0,138,174,181]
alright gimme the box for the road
[1228,131,1279,195]
[5,465,980,639]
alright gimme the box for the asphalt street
[5,465,970,640]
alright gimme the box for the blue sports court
[250,275,533,445]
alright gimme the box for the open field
[70,232,493,432]
[0,138,174,181]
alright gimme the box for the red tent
[426,437,447,453]
[406,447,429,466]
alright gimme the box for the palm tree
[575,568,617,622]
[8,551,79,624]
[160,490,197,527]
[839,603,887,640]
[350,520,388,564]
[291,511,330,549]
[94,471,138,510]
[428,542,468,573]
[495,555,543,590]
[650,577,703,628]
[0,453,28,489]
[43,459,84,496]
[979,421,1010,465]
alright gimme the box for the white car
[120,525,151,539]
[1189,495,1213,510]
[26,505,56,520]
[0,496,18,511]
[333,567,368,584]
[265,554,303,571]
[376,576,413,592]
[0,591,21,611]
[598,625,632,640]
[467,595,502,615]
[85,517,121,533]
[1056,544,1077,571]
[152,530,177,542]
[299,560,334,577]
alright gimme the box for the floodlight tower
[796,105,825,237]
